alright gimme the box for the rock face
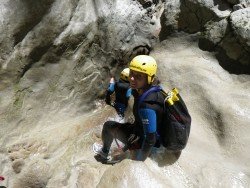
[160,0,231,35]
[229,8,250,60]
[0,0,163,129]
[160,0,250,68]
[200,7,250,70]
[0,0,250,188]
[0,0,164,187]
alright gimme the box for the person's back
[115,79,131,108]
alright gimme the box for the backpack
[138,86,191,151]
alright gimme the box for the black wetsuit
[102,86,164,161]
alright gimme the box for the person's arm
[136,108,157,161]
[126,88,132,98]
[105,78,115,105]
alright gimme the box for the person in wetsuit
[96,55,164,162]
[105,68,132,118]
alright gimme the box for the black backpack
[138,86,191,151]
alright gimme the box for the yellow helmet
[129,55,157,84]
[120,68,130,82]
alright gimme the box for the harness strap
[138,86,162,106]
[137,86,162,142]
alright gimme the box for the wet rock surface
[0,0,250,187]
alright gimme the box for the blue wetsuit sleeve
[107,83,115,92]
[136,108,157,161]
[126,88,132,98]
[105,83,115,105]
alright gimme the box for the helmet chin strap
[136,84,151,95]
[134,75,155,94]
[136,75,156,94]
[148,75,155,85]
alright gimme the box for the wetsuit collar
[136,85,152,96]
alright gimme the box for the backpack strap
[138,86,162,106]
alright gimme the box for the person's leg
[102,121,132,154]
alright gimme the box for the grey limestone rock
[178,0,231,33]
[0,0,164,129]
[199,18,228,51]
[230,7,250,50]
[218,8,250,66]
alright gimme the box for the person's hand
[110,77,115,83]
[128,134,140,145]
[121,134,139,152]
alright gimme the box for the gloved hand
[128,134,140,145]
[122,134,140,152]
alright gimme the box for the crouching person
[95,55,164,162]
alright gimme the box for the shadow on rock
[150,148,182,167]
[216,50,250,75]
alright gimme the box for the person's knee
[103,121,118,133]
[103,121,114,128]
[146,134,156,146]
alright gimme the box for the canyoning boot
[92,143,110,163]
[92,142,123,165]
